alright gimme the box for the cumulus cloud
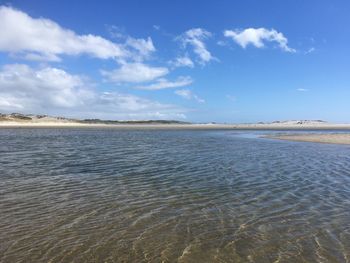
[0,64,186,119]
[134,76,192,90]
[171,55,194,68]
[0,6,155,62]
[224,28,295,53]
[0,64,92,109]
[175,89,205,103]
[101,63,169,83]
[179,28,214,65]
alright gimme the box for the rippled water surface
[1,129,350,262]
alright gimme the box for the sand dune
[2,113,350,130]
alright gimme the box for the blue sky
[0,0,350,122]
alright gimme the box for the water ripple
[1,129,350,262]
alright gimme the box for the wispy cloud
[175,89,205,103]
[297,88,308,92]
[106,25,156,61]
[224,28,296,53]
[134,76,192,90]
[101,63,169,83]
[170,55,194,68]
[305,47,315,54]
[217,40,229,47]
[125,37,155,60]
[179,28,214,65]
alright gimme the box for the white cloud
[305,47,315,54]
[0,64,186,120]
[134,76,192,90]
[101,63,169,83]
[175,89,192,99]
[179,28,214,65]
[224,28,295,53]
[175,89,205,103]
[297,88,308,92]
[106,25,156,60]
[125,37,155,59]
[91,92,186,120]
[0,6,155,62]
[217,40,229,47]
[0,64,92,109]
[171,56,194,68]
[21,52,62,62]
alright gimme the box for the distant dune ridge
[1,112,350,130]
[0,113,76,123]
[0,113,189,125]
[3,113,350,144]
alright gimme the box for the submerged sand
[268,133,350,145]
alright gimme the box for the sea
[1,128,350,262]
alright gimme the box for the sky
[0,0,350,123]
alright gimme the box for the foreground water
[1,129,350,262]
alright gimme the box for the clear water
[1,129,350,262]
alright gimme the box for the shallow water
[1,129,350,262]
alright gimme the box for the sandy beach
[2,121,350,130]
[3,114,350,130]
[268,133,350,145]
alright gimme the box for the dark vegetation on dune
[0,113,190,124]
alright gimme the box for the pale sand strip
[2,121,350,130]
[268,134,350,145]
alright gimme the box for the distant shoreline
[2,121,350,130]
[2,113,350,130]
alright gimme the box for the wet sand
[268,133,350,145]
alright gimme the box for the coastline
[2,121,350,130]
[4,121,350,144]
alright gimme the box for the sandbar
[267,133,350,145]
